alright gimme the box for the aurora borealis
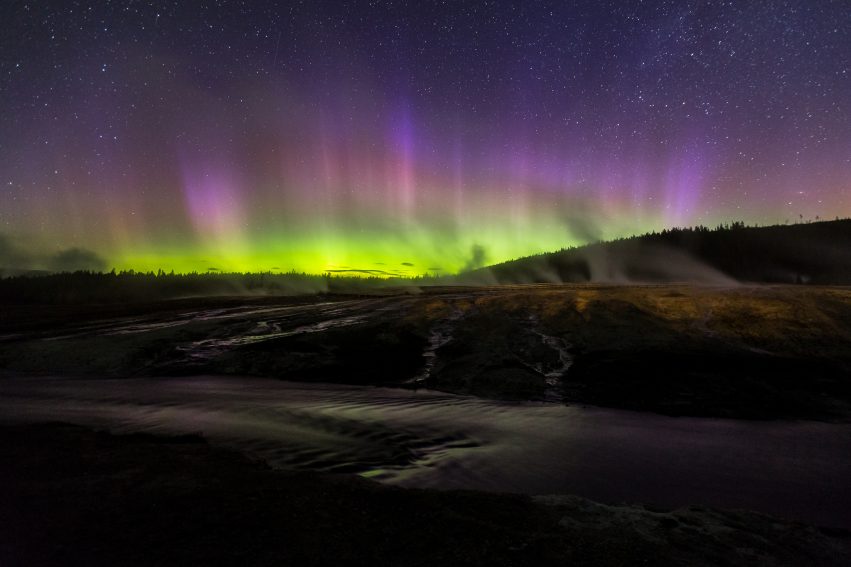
[1,1,849,275]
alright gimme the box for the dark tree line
[0,270,438,305]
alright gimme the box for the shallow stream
[1,375,848,529]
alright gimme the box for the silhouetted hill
[460,219,851,285]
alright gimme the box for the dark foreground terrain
[2,284,851,420]
[1,423,848,567]
[2,285,851,565]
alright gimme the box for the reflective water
[0,376,849,529]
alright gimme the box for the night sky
[1,1,849,275]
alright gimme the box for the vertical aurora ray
[181,165,247,249]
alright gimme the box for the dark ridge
[464,219,851,285]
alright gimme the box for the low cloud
[48,248,108,272]
[0,233,109,273]
[0,234,29,268]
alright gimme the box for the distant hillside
[460,219,851,285]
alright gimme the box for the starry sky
[1,1,849,275]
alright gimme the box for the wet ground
[4,422,849,567]
[1,376,850,530]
